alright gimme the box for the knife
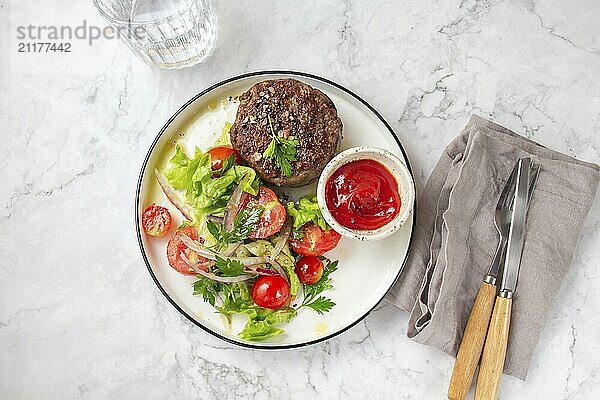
[447,162,519,400]
[475,158,539,400]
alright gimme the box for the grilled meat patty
[230,79,343,187]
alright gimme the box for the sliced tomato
[142,204,172,237]
[208,146,243,171]
[166,226,209,275]
[251,275,291,310]
[248,187,286,239]
[290,222,341,256]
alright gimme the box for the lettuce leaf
[235,166,260,195]
[282,262,300,297]
[286,195,328,230]
[214,122,232,146]
[238,321,284,341]
[164,142,259,221]
[215,290,297,342]
[164,146,207,190]
[277,243,300,297]
[238,307,297,341]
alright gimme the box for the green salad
[143,122,342,341]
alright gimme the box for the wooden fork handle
[447,280,497,400]
[475,294,513,400]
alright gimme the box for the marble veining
[1,0,599,399]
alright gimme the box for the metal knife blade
[499,158,532,296]
[486,162,520,283]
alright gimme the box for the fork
[448,162,539,400]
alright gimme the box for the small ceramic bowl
[316,146,415,241]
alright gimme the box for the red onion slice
[266,258,289,283]
[181,251,251,282]
[271,220,291,259]
[223,184,244,231]
[207,215,224,224]
[179,235,219,259]
[180,252,215,273]
[182,252,275,278]
[222,242,242,257]
[195,270,253,283]
[180,235,268,266]
[154,169,194,221]
[236,257,268,266]
[244,266,278,276]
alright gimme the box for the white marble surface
[1,0,599,398]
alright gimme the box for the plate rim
[135,70,417,349]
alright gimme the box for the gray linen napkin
[387,115,599,380]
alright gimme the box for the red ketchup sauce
[325,159,401,231]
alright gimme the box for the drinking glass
[93,0,217,69]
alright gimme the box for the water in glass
[94,0,217,69]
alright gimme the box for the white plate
[135,71,415,349]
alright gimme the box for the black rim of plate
[135,70,417,349]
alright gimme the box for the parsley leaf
[206,218,225,242]
[206,206,264,250]
[263,115,298,177]
[215,256,245,277]
[303,296,335,315]
[304,259,337,298]
[300,259,338,314]
[230,206,263,242]
[192,277,222,306]
[216,297,254,318]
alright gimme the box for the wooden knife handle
[475,294,513,400]
[447,280,497,400]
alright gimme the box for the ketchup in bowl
[324,159,401,231]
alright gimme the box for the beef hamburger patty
[230,78,343,187]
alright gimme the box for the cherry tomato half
[290,222,341,256]
[166,226,209,275]
[251,275,291,310]
[208,146,243,171]
[248,187,286,239]
[295,256,324,285]
[142,204,172,237]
